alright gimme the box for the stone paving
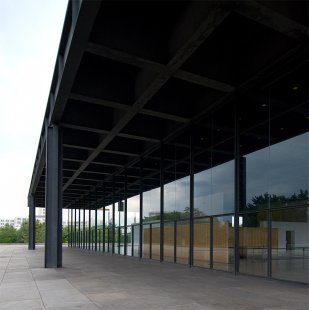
[0,244,308,309]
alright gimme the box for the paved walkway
[0,244,308,310]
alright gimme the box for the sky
[0,0,67,218]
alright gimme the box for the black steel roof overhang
[28,0,309,210]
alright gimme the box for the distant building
[36,208,46,223]
[0,217,27,229]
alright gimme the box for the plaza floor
[0,244,308,310]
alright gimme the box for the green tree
[16,220,29,243]
[35,221,45,243]
[62,225,69,243]
[0,224,17,243]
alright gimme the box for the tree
[62,225,69,243]
[0,224,17,243]
[16,220,29,243]
[35,221,45,243]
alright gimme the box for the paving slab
[0,244,308,310]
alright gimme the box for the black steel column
[88,208,91,250]
[95,208,98,251]
[74,208,77,247]
[160,144,164,262]
[112,181,115,254]
[78,208,81,248]
[118,208,121,254]
[234,104,240,274]
[83,207,86,249]
[268,210,272,278]
[124,174,127,256]
[28,194,36,250]
[45,124,62,268]
[139,160,143,259]
[149,223,152,259]
[67,209,70,247]
[189,133,194,267]
[210,217,213,269]
[70,208,73,247]
[103,206,106,252]
[174,220,177,263]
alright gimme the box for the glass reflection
[164,176,190,220]
[213,215,234,272]
[142,224,150,258]
[143,188,160,223]
[176,220,189,264]
[163,222,175,262]
[194,160,234,216]
[239,212,268,276]
[193,218,210,268]
[151,223,160,260]
[271,207,309,284]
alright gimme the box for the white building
[36,208,46,223]
[0,217,27,229]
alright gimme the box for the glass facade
[68,71,308,284]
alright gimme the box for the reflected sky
[246,132,308,203]
[108,132,308,220]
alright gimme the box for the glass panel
[142,224,150,258]
[132,224,140,257]
[114,203,119,254]
[79,209,83,248]
[176,220,189,265]
[193,218,210,268]
[127,195,140,225]
[164,176,190,220]
[163,221,174,262]
[239,92,270,212]
[211,160,234,215]
[239,212,268,277]
[143,187,160,223]
[84,210,89,249]
[212,105,235,215]
[194,169,211,218]
[126,226,132,256]
[151,223,160,260]
[271,207,309,283]
[213,215,234,272]
[119,227,125,255]
[269,132,308,209]
[105,205,112,252]
[97,209,103,251]
[164,143,190,221]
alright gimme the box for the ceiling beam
[86,41,235,93]
[61,122,160,143]
[235,1,309,40]
[63,3,231,192]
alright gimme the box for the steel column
[234,104,240,274]
[160,144,164,262]
[268,210,272,278]
[112,181,115,254]
[67,209,70,247]
[174,220,177,263]
[83,207,86,249]
[139,160,143,259]
[88,208,91,250]
[70,208,73,247]
[45,124,62,268]
[189,132,194,266]
[124,174,127,256]
[74,208,77,247]
[28,194,36,250]
[103,206,106,252]
[95,208,98,251]
[78,208,81,247]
